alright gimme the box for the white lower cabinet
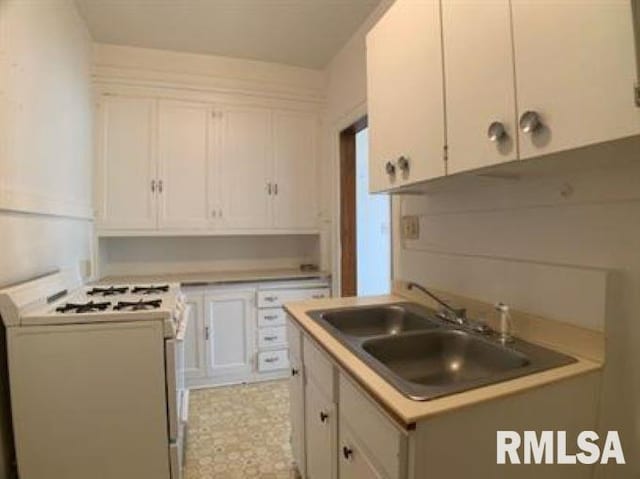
[184,279,330,388]
[183,294,207,380]
[338,422,385,479]
[305,379,336,479]
[288,317,405,479]
[288,344,306,476]
[289,317,602,479]
[204,290,254,382]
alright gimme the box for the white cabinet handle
[264,296,278,302]
[264,315,278,320]
[264,356,278,363]
[158,180,164,193]
[205,326,210,340]
[264,335,278,341]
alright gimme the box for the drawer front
[303,335,335,400]
[258,308,286,327]
[258,349,290,372]
[286,316,302,360]
[258,326,287,349]
[257,288,330,308]
[339,374,405,479]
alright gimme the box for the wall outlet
[401,215,420,240]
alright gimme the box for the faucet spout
[406,282,467,324]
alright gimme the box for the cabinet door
[97,96,156,229]
[511,0,640,159]
[442,0,518,174]
[204,290,254,380]
[183,293,207,381]
[339,422,385,479]
[216,107,272,228]
[289,352,306,477]
[366,0,445,192]
[272,111,317,230]
[305,380,336,479]
[157,101,210,229]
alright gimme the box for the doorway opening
[340,118,391,297]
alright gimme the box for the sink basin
[319,305,438,337]
[307,302,577,401]
[362,330,529,386]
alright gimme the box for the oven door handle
[175,304,191,342]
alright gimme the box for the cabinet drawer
[257,288,330,308]
[257,308,286,327]
[258,349,290,372]
[303,335,335,400]
[286,316,303,360]
[339,374,406,479]
[258,326,287,349]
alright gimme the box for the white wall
[0,1,94,477]
[356,128,390,296]
[0,0,94,289]
[100,235,319,277]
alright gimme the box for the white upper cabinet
[367,0,640,188]
[96,94,320,234]
[511,0,640,159]
[97,96,157,229]
[442,0,518,174]
[216,106,273,229]
[366,0,445,192]
[157,101,210,229]
[273,111,318,229]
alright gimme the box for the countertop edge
[97,270,331,287]
[284,296,603,429]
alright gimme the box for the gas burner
[131,285,169,295]
[113,299,162,311]
[56,301,111,314]
[86,286,129,297]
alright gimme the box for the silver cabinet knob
[385,161,396,175]
[487,121,507,142]
[519,111,542,133]
[397,156,409,172]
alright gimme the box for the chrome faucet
[406,282,467,325]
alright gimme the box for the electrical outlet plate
[401,215,419,240]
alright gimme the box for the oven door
[165,304,190,478]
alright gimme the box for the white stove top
[16,283,184,336]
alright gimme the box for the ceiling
[75,0,382,69]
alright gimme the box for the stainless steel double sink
[307,302,576,401]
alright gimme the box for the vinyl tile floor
[183,380,298,479]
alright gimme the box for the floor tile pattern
[184,380,297,479]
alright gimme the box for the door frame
[338,115,368,297]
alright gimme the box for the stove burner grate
[113,299,162,311]
[131,285,169,295]
[86,286,129,296]
[56,301,111,314]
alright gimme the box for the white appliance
[0,269,189,479]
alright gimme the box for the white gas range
[0,269,189,479]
